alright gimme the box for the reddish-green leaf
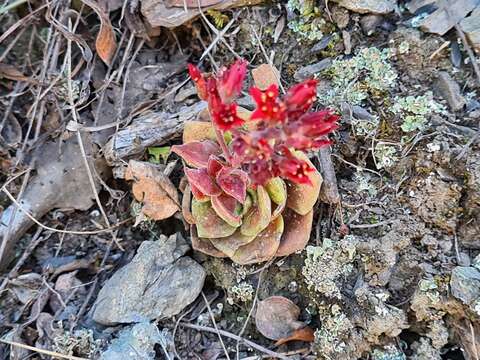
[240,185,272,237]
[191,199,237,239]
[171,140,221,168]
[211,193,242,227]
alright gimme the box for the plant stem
[209,108,232,163]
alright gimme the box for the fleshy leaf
[191,199,237,239]
[216,167,248,203]
[190,183,209,202]
[265,177,287,205]
[211,193,242,227]
[231,215,283,265]
[171,140,221,168]
[286,151,322,215]
[275,208,313,257]
[265,177,287,219]
[207,156,224,177]
[210,230,256,257]
[191,225,227,258]
[240,185,272,237]
[185,168,221,196]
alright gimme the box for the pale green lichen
[374,143,399,170]
[302,236,357,299]
[53,329,101,358]
[319,47,398,107]
[286,0,326,41]
[313,304,353,359]
[354,171,378,197]
[391,92,446,132]
[351,114,380,137]
[227,281,254,304]
[371,345,406,360]
[398,40,410,55]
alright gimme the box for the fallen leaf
[274,326,315,346]
[125,160,180,220]
[81,0,117,65]
[0,63,36,83]
[252,63,280,90]
[255,296,305,340]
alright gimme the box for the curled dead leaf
[125,160,180,220]
[274,326,315,346]
[255,296,305,340]
[81,0,117,65]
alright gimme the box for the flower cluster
[175,60,338,192]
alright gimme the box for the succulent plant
[172,60,338,265]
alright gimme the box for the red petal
[172,140,221,168]
[185,168,222,196]
[218,59,247,103]
[216,167,248,203]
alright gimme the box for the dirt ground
[0,0,480,359]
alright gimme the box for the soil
[0,0,479,359]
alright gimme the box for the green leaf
[148,146,171,164]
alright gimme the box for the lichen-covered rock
[332,0,396,14]
[450,266,480,305]
[91,234,205,325]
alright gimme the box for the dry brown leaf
[0,63,36,83]
[125,160,180,220]
[252,63,280,90]
[255,296,305,340]
[274,326,315,346]
[81,0,117,65]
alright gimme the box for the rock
[332,0,396,14]
[415,0,480,35]
[100,322,164,360]
[91,234,205,325]
[331,4,350,28]
[310,35,334,53]
[450,266,480,304]
[460,6,480,52]
[360,14,383,35]
[434,72,466,111]
[293,59,332,81]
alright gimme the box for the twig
[180,323,289,359]
[0,338,88,360]
[469,321,480,360]
[317,146,340,204]
[348,219,393,229]
[201,292,231,360]
[1,187,131,234]
[236,269,264,359]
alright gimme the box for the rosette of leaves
[172,61,338,265]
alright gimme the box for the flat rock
[360,14,383,35]
[332,0,396,14]
[294,59,332,81]
[100,322,161,360]
[450,266,480,304]
[91,234,205,325]
[460,6,480,52]
[434,72,466,111]
[416,0,480,35]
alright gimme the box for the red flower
[285,79,318,119]
[209,94,245,131]
[217,59,248,103]
[188,64,208,101]
[250,84,286,122]
[246,159,274,186]
[275,155,315,185]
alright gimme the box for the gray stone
[450,266,480,304]
[416,0,480,35]
[91,234,205,325]
[434,72,466,111]
[360,14,383,35]
[294,59,332,81]
[333,0,396,14]
[460,6,480,52]
[101,322,163,360]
